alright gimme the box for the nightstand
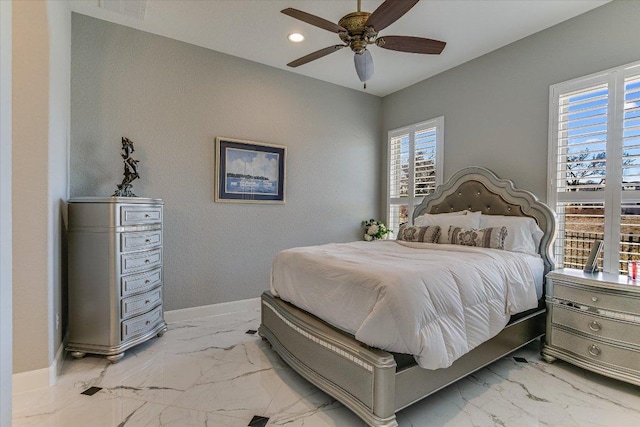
[542,268,640,386]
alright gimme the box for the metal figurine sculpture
[113,137,140,197]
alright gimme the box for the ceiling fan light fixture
[354,50,374,82]
[287,33,305,43]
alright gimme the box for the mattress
[271,240,542,369]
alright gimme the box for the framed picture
[583,239,603,274]
[215,137,286,204]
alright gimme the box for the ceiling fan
[282,0,446,87]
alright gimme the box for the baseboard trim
[164,297,261,323]
[12,341,65,394]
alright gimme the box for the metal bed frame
[259,167,556,426]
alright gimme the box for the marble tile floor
[13,305,640,427]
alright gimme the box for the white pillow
[417,211,481,243]
[414,210,467,227]
[479,214,543,254]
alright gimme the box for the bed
[258,167,556,427]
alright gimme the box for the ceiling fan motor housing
[338,11,377,54]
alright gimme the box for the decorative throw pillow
[447,226,508,250]
[479,214,543,254]
[396,225,441,243]
[414,211,482,243]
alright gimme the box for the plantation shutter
[552,82,608,269]
[387,117,443,235]
[549,61,640,273]
[620,74,640,271]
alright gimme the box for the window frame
[387,116,444,233]
[548,59,640,273]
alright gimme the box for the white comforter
[270,240,541,369]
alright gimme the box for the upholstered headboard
[413,167,557,276]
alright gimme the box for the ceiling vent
[99,0,147,20]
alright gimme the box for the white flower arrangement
[361,219,391,241]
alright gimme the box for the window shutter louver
[550,63,640,273]
[387,117,443,235]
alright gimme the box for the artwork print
[215,137,286,203]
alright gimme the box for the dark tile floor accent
[81,386,102,396]
[513,356,528,363]
[248,415,269,426]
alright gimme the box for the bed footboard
[259,291,399,427]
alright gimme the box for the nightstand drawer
[121,248,162,275]
[551,328,640,372]
[120,205,162,225]
[121,230,162,252]
[121,305,163,342]
[121,287,162,320]
[552,304,640,347]
[554,283,640,315]
[121,268,162,297]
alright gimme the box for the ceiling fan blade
[366,0,420,32]
[354,50,374,82]
[287,45,346,68]
[281,8,346,33]
[376,36,446,54]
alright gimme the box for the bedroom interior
[4,0,640,426]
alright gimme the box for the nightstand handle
[589,320,602,332]
[588,344,601,357]
[591,296,598,302]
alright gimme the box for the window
[387,117,444,234]
[549,60,640,273]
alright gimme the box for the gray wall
[71,14,382,310]
[382,0,640,204]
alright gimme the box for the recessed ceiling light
[288,33,304,43]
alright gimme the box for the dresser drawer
[554,283,640,315]
[552,304,640,347]
[121,248,162,275]
[120,205,162,225]
[551,328,640,372]
[121,230,162,252]
[121,287,162,320]
[121,305,163,342]
[121,268,162,297]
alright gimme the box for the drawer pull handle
[145,300,150,304]
[144,214,150,218]
[145,259,150,264]
[145,279,150,284]
[145,320,151,325]
[145,239,151,243]
[591,296,598,302]
[588,344,601,357]
[589,320,602,332]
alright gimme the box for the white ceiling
[69,0,610,97]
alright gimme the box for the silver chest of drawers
[66,197,167,362]
[542,268,640,386]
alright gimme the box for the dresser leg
[157,326,167,337]
[70,351,86,359]
[541,350,557,364]
[106,352,125,363]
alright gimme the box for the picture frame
[583,239,603,274]
[215,137,286,204]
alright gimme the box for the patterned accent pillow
[447,226,508,250]
[396,225,441,243]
